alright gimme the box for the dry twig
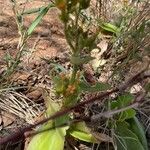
[0,69,149,145]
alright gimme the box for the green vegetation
[0,0,149,150]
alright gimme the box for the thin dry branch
[21,92,146,138]
[0,69,149,145]
[91,92,146,121]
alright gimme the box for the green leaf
[69,130,97,143]
[117,93,134,107]
[115,122,145,150]
[111,93,134,109]
[53,75,69,94]
[21,7,45,15]
[85,34,98,50]
[71,121,89,133]
[111,93,135,121]
[100,23,120,34]
[79,81,111,92]
[27,4,54,36]
[69,122,97,143]
[27,123,68,150]
[119,109,136,121]
[44,93,61,116]
[127,117,148,150]
[53,76,65,93]
[48,63,67,79]
[43,89,70,125]
[27,91,69,150]
[70,55,94,65]
[51,63,67,73]
[63,92,79,107]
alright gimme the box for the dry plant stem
[24,119,82,138]
[0,93,143,140]
[20,93,145,138]
[0,70,150,145]
[91,92,146,121]
[0,1,28,83]
[92,103,139,121]
[0,86,28,92]
[0,89,117,145]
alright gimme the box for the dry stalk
[0,68,149,145]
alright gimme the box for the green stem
[70,65,78,83]
[64,24,75,52]
[70,8,81,83]
[75,8,80,52]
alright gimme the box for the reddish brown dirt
[0,1,69,148]
[0,0,68,66]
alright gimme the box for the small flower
[60,73,66,80]
[64,84,76,96]
[55,0,66,10]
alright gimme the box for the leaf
[111,93,135,121]
[100,23,120,34]
[69,130,97,143]
[84,34,98,51]
[27,91,69,150]
[69,122,97,143]
[21,7,45,15]
[71,121,89,133]
[70,55,94,65]
[115,122,145,150]
[51,63,67,73]
[117,93,134,107]
[53,76,65,94]
[78,33,97,52]
[53,75,69,94]
[27,123,68,150]
[27,4,54,36]
[79,81,111,92]
[111,93,134,109]
[119,109,136,121]
[127,117,148,150]
[63,93,79,107]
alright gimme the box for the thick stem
[70,65,78,83]
[64,24,75,52]
[70,8,80,83]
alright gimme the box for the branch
[0,69,149,145]
[91,92,146,121]
[25,92,146,138]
